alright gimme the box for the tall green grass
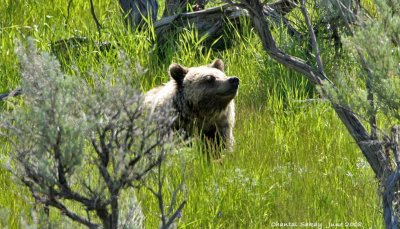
[0,0,383,228]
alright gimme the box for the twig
[49,197,100,229]
[89,0,102,36]
[65,0,74,26]
[164,200,187,228]
[299,0,324,75]
[0,88,22,100]
[21,177,100,228]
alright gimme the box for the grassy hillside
[0,0,383,228]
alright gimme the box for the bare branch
[299,0,324,74]
[89,0,102,36]
[269,0,298,16]
[383,167,400,228]
[157,164,167,226]
[332,0,378,140]
[65,0,74,26]
[392,126,400,165]
[21,177,100,228]
[54,127,69,189]
[48,197,100,229]
[164,200,187,229]
[167,173,186,216]
[0,88,22,100]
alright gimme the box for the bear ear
[209,59,224,72]
[169,63,188,86]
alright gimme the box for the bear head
[169,59,239,115]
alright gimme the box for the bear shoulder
[144,81,178,111]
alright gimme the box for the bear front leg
[218,124,234,152]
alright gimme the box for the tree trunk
[111,193,119,229]
[163,0,195,17]
[155,4,246,50]
[96,208,111,229]
[118,0,158,30]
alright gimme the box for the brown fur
[144,59,239,151]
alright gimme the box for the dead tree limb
[155,1,303,51]
[155,4,246,49]
[55,0,303,59]
[240,0,388,177]
[269,0,298,15]
[240,0,399,227]
[163,0,207,17]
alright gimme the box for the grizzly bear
[144,59,239,151]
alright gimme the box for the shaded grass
[0,0,384,228]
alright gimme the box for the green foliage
[318,0,356,22]
[0,0,384,228]
[1,38,182,228]
[9,38,87,178]
[323,0,400,127]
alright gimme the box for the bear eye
[205,75,216,82]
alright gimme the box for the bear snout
[228,77,240,86]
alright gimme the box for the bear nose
[229,77,239,86]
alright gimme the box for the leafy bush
[0,38,184,228]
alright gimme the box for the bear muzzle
[216,77,239,99]
[228,77,240,94]
[228,77,240,88]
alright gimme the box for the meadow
[0,0,384,228]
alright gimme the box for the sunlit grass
[0,0,384,228]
